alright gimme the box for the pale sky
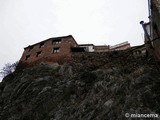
[0,0,149,81]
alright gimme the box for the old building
[19,35,131,66]
[79,44,110,52]
[19,35,78,65]
[141,0,160,61]
[78,42,130,52]
[94,45,110,52]
[109,41,130,51]
[79,44,94,52]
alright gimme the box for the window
[52,39,61,45]
[39,42,45,48]
[36,51,42,57]
[25,55,30,60]
[53,48,60,53]
[28,46,34,52]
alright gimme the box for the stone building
[79,44,110,52]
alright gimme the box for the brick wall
[19,35,78,66]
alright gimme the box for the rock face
[0,51,160,120]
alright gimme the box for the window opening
[39,42,45,48]
[25,55,30,60]
[53,48,60,53]
[36,51,42,57]
[52,39,61,45]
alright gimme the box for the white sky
[0,0,149,81]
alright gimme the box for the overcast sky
[0,0,149,81]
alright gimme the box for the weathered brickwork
[19,35,78,66]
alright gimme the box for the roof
[94,45,109,47]
[24,35,78,49]
[110,41,130,49]
[79,44,94,46]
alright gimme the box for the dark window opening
[71,47,85,52]
[28,46,34,52]
[39,42,45,48]
[36,51,42,57]
[52,39,61,45]
[25,55,30,60]
[53,48,60,53]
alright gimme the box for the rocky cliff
[0,50,160,120]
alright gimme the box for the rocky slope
[0,50,160,120]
